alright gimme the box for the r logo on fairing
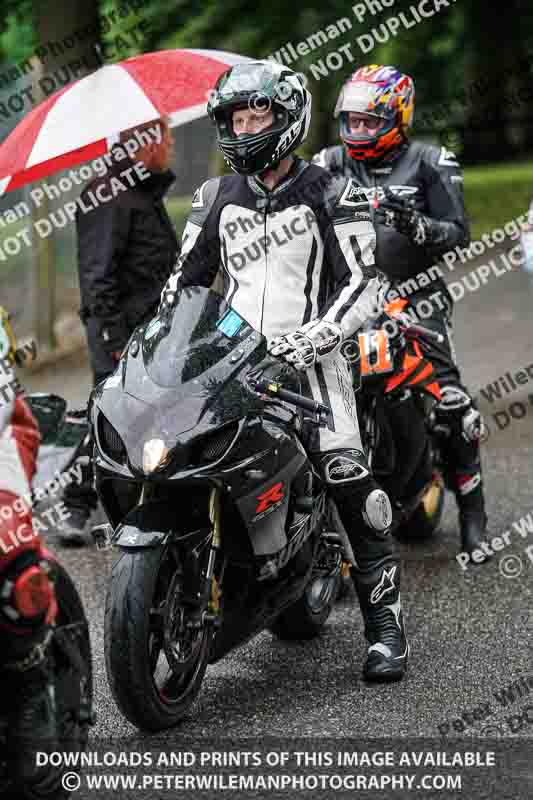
[254,482,285,515]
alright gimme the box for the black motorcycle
[355,299,446,540]
[0,557,94,799]
[89,286,353,731]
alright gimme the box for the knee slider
[321,450,392,533]
[320,449,370,484]
[363,487,393,533]
[436,385,471,415]
[434,386,486,442]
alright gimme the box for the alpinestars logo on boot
[370,566,397,604]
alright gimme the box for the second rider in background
[314,65,488,558]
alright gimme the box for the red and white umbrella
[0,49,252,195]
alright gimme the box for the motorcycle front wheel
[104,545,215,732]
[396,474,445,541]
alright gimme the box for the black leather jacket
[76,157,179,352]
[313,141,470,292]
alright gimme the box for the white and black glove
[268,319,344,370]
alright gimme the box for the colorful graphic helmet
[207,61,312,176]
[335,65,415,161]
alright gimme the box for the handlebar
[254,379,331,416]
[403,323,445,345]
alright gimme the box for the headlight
[143,438,169,473]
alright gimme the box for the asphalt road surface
[24,253,533,797]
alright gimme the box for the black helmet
[207,60,312,176]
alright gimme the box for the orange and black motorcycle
[354,299,445,540]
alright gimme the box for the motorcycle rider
[313,65,488,557]
[158,60,408,681]
[0,308,58,784]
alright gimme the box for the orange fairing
[358,330,393,376]
[385,339,441,399]
[384,298,408,318]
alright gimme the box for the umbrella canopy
[0,48,252,195]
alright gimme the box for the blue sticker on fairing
[217,309,243,337]
[145,319,162,340]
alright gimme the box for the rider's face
[232,108,274,136]
[347,112,385,136]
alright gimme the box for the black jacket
[76,157,179,352]
[312,141,470,289]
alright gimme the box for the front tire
[104,546,214,732]
[396,475,445,541]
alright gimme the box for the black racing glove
[375,187,432,246]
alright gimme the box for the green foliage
[464,161,533,239]
[99,0,152,61]
[0,1,35,64]
[166,194,192,240]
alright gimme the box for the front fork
[189,487,223,630]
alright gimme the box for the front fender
[112,502,209,550]
[111,502,175,549]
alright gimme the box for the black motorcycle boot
[434,386,489,557]
[352,556,409,682]
[460,509,488,557]
[4,628,58,785]
[452,459,489,558]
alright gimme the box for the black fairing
[91,286,318,560]
[92,287,267,474]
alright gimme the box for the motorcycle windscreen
[99,286,265,471]
[143,286,250,389]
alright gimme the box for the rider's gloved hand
[375,187,431,246]
[268,319,343,370]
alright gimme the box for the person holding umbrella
[58,117,179,543]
